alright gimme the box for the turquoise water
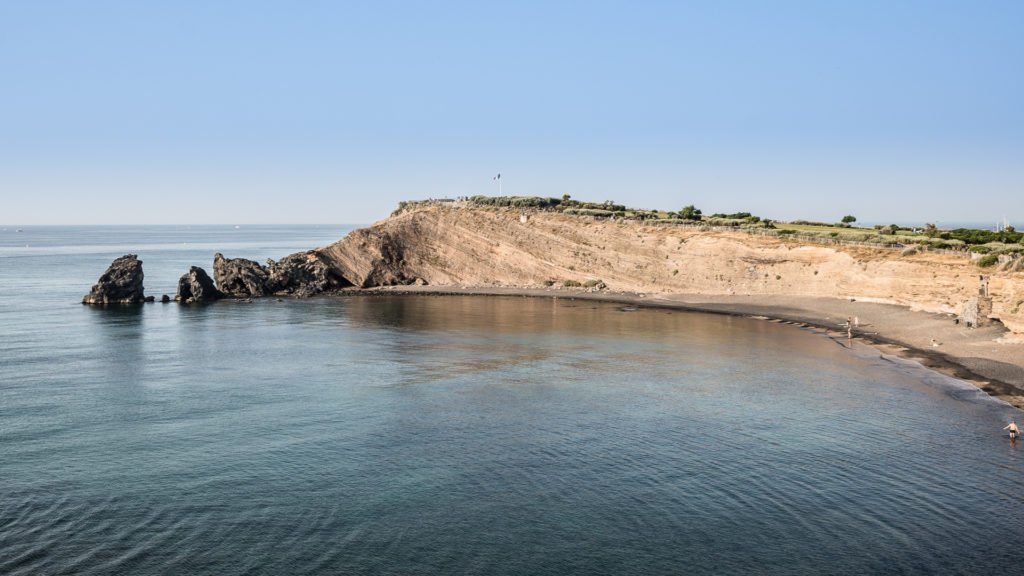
[2,226,1023,575]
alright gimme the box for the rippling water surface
[2,226,1023,575]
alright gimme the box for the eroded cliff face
[314,204,1024,335]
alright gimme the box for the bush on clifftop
[679,205,703,220]
[977,255,999,268]
[469,195,562,208]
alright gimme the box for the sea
[2,225,1023,576]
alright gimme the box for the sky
[1,1,1021,225]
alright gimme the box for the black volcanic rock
[213,253,270,298]
[176,266,222,302]
[82,254,146,305]
[209,250,348,299]
[266,251,348,297]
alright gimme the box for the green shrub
[777,229,797,235]
[562,200,626,212]
[563,279,582,287]
[924,239,965,250]
[679,205,702,220]
[945,227,1023,245]
[790,220,834,227]
[562,208,614,218]
[469,195,562,208]
[710,211,750,219]
[978,255,999,268]
[706,218,744,227]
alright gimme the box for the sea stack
[176,266,222,303]
[82,254,147,305]
[212,252,270,298]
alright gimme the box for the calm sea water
[2,226,1023,575]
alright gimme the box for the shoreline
[356,285,1024,411]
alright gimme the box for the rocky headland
[82,201,1024,406]
[310,202,1024,335]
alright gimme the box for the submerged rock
[213,253,270,298]
[176,266,222,302]
[82,254,147,305]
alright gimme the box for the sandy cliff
[315,203,1024,336]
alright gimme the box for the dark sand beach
[367,285,1024,410]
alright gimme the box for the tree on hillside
[924,223,938,238]
[679,205,702,220]
[841,215,857,224]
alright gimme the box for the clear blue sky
[2,1,1021,225]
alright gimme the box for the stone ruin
[960,275,993,328]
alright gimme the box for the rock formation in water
[212,251,349,298]
[176,266,222,303]
[213,253,270,298]
[82,254,147,305]
[265,251,346,297]
[77,203,1024,338]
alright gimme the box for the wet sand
[362,285,1024,410]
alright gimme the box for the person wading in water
[1004,421,1020,441]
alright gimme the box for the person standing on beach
[1004,421,1019,439]
[846,317,852,339]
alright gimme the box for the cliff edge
[314,203,1024,337]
